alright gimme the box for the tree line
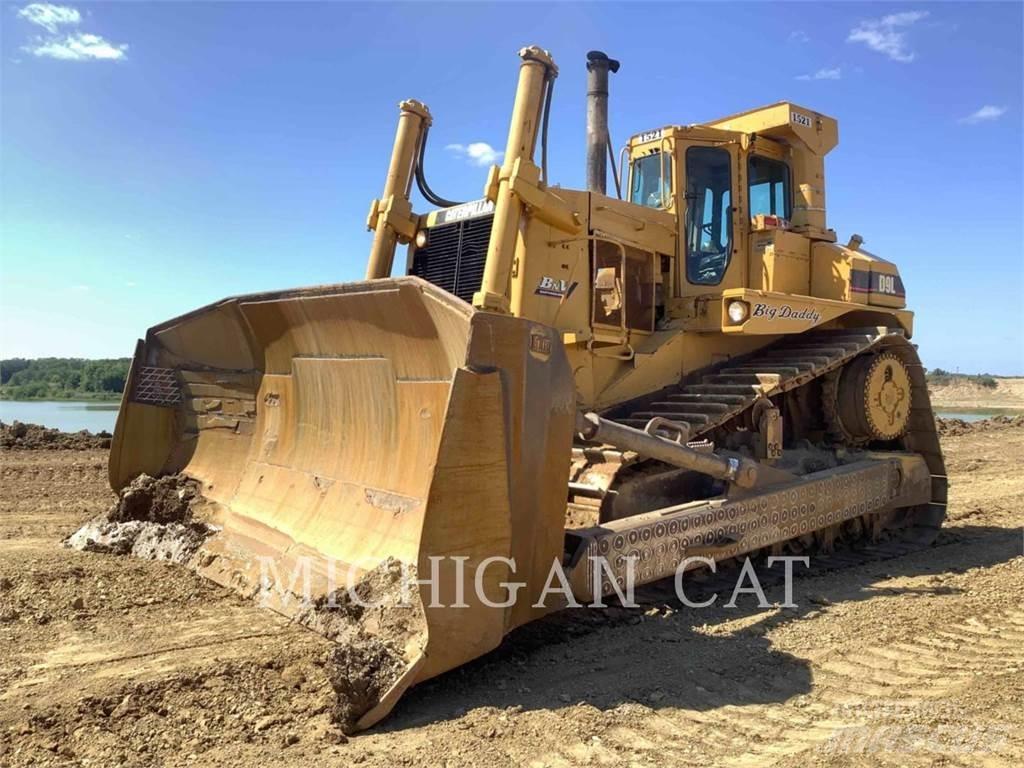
[0,358,1000,400]
[0,358,130,400]
[927,368,998,389]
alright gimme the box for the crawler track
[571,328,948,549]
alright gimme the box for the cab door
[677,140,745,298]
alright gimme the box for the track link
[615,329,892,436]
[572,327,948,546]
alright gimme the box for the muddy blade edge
[109,276,576,728]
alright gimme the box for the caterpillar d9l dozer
[109,46,945,729]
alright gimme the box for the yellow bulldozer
[108,46,945,729]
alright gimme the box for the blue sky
[1,1,1021,373]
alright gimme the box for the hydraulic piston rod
[366,100,431,280]
[473,46,556,314]
[575,411,759,488]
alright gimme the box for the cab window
[629,152,671,209]
[748,155,791,218]
[685,146,732,285]
[592,241,656,333]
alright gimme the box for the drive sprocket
[825,352,912,444]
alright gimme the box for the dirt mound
[67,474,424,735]
[0,420,111,451]
[109,473,200,524]
[296,558,426,734]
[936,414,1024,437]
[327,638,406,733]
[65,474,213,564]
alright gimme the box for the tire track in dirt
[525,608,1024,767]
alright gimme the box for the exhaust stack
[585,50,619,194]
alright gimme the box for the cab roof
[629,102,839,156]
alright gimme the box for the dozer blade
[109,276,575,728]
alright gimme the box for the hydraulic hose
[414,125,464,209]
[540,72,554,185]
[418,62,554,207]
[607,138,621,198]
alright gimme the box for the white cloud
[26,32,128,61]
[848,10,928,62]
[17,3,79,33]
[445,142,504,167]
[788,30,810,44]
[959,105,1007,124]
[796,67,842,81]
[16,4,127,62]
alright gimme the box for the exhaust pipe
[585,50,619,194]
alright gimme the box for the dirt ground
[1,420,1022,767]
[929,376,1024,411]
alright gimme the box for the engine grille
[410,214,493,303]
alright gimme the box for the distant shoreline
[928,376,1024,413]
[932,405,1024,414]
[0,394,122,403]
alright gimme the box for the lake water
[0,400,120,433]
[934,411,1005,423]
[0,400,1011,434]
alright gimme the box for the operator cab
[625,104,837,309]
